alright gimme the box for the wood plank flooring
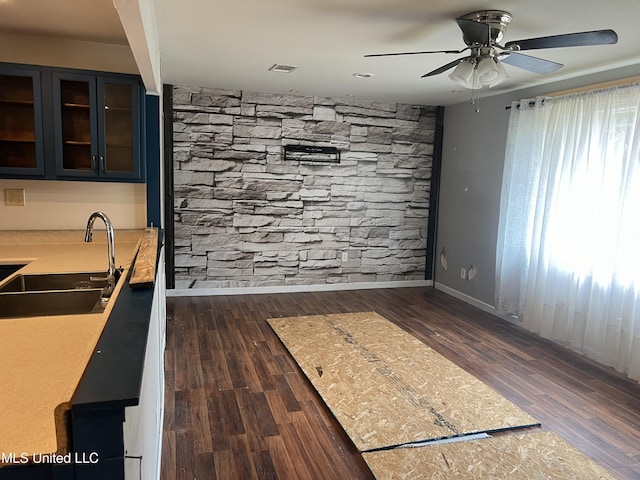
[161,287,640,479]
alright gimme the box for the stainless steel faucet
[84,211,119,297]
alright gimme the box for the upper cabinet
[0,63,145,183]
[53,73,142,181]
[0,65,45,177]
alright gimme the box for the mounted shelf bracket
[284,145,340,164]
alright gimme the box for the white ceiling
[2,0,639,106]
[0,0,127,45]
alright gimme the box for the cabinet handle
[91,155,97,172]
[99,156,105,172]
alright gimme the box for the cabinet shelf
[0,99,35,106]
[64,140,91,146]
[0,133,36,142]
[0,138,36,143]
[62,102,90,109]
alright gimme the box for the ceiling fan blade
[365,48,466,58]
[422,58,463,78]
[456,18,490,45]
[499,52,563,74]
[505,29,618,51]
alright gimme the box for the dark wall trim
[162,84,175,289]
[145,94,161,228]
[425,106,445,281]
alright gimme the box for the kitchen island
[0,229,164,480]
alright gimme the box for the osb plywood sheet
[362,431,615,479]
[267,312,539,452]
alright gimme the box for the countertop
[0,230,144,460]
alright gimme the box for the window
[496,84,640,381]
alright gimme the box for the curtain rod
[505,99,547,111]
[505,76,640,110]
[548,75,640,97]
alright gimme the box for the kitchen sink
[0,289,105,319]
[0,264,26,282]
[0,271,107,293]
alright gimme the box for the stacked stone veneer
[172,86,437,289]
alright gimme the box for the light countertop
[0,230,144,460]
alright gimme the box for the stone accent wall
[172,86,437,289]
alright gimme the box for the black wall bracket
[284,145,340,164]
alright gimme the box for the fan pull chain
[474,96,480,113]
[469,65,480,112]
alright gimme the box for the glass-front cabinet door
[98,77,141,180]
[53,72,142,181]
[55,74,99,176]
[0,67,44,176]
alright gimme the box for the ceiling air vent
[268,64,298,73]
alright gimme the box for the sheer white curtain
[496,84,640,381]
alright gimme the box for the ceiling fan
[365,10,618,89]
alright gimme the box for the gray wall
[172,87,437,289]
[436,65,640,306]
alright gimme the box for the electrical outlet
[5,189,25,206]
[460,268,466,280]
[468,265,477,281]
[341,252,349,261]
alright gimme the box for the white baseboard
[433,282,520,324]
[167,279,433,297]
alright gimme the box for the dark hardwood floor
[161,287,640,479]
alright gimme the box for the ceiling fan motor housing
[459,10,512,46]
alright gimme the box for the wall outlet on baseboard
[5,189,26,206]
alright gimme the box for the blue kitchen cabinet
[53,72,143,181]
[0,65,45,177]
[0,63,144,183]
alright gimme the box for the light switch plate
[5,189,26,206]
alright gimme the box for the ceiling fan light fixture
[448,59,477,88]
[476,56,509,87]
[448,56,509,90]
[488,60,509,87]
[476,56,499,84]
